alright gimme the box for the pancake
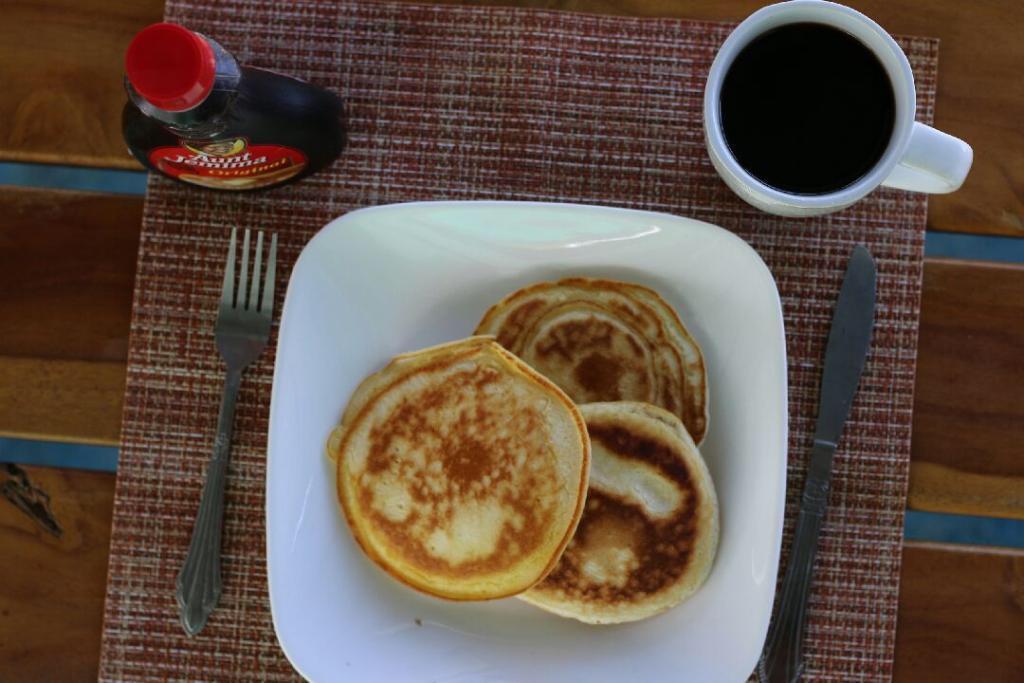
[520,401,718,624]
[474,278,709,443]
[328,336,591,601]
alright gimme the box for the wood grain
[895,541,1024,682]
[910,259,1024,520]
[1,0,1021,235]
[0,0,163,169]
[0,465,115,683]
[0,187,141,363]
[0,187,138,446]
[0,357,125,445]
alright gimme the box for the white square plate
[267,201,787,683]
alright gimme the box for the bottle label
[148,138,307,190]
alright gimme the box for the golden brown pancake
[329,336,591,601]
[474,278,709,443]
[520,401,718,624]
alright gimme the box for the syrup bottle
[122,23,345,191]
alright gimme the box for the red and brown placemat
[99,1,936,680]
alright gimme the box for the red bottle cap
[125,23,216,112]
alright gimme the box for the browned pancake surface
[539,423,700,602]
[475,278,708,443]
[332,337,590,601]
[353,359,561,576]
[521,402,718,623]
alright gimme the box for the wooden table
[1,1,1021,681]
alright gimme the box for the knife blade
[757,245,877,683]
[814,244,877,448]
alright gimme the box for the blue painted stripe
[925,231,1024,264]
[0,437,118,473]
[0,162,147,195]
[904,509,1024,549]
[1,160,1023,265]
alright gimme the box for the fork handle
[176,366,243,636]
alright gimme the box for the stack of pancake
[328,278,718,624]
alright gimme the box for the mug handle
[882,122,973,194]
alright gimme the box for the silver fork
[176,228,277,636]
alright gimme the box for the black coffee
[719,23,895,194]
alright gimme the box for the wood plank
[910,259,1024,520]
[0,464,115,683]
[0,186,138,446]
[0,357,125,446]
[1,0,1022,236]
[0,0,163,169]
[0,186,141,363]
[895,541,1024,682]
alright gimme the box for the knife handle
[757,440,836,683]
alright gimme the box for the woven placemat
[100,1,936,680]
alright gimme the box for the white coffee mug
[704,0,973,217]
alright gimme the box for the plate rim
[265,200,788,682]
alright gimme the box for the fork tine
[261,233,277,317]
[220,228,237,308]
[248,231,264,311]
[238,229,251,308]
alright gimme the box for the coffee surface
[720,22,896,195]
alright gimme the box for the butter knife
[757,245,877,683]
